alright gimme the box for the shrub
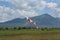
[18,27,21,30]
[22,27,27,29]
[5,27,8,30]
[13,27,17,30]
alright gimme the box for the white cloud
[47,2,57,8]
[0,0,60,11]
[0,6,38,22]
[17,10,38,17]
[0,0,60,22]
[46,2,60,18]
[0,6,13,22]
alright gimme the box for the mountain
[0,14,60,28]
[0,18,26,27]
[31,14,60,28]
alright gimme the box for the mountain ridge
[0,14,60,28]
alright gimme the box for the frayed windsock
[17,10,38,29]
[26,17,38,29]
[26,17,33,23]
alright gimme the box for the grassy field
[0,29,60,40]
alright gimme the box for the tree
[18,27,21,30]
[13,27,16,30]
[22,27,26,29]
[44,27,49,31]
[41,28,44,31]
[5,27,8,30]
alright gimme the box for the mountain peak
[41,14,51,16]
[40,14,53,18]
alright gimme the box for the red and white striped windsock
[26,17,33,23]
[26,17,36,25]
[26,17,38,29]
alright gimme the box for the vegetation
[0,27,60,40]
[0,27,60,35]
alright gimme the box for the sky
[0,0,60,22]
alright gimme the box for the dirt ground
[0,33,60,40]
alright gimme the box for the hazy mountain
[0,14,60,28]
[31,14,60,28]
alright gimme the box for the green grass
[0,29,60,35]
[0,29,60,40]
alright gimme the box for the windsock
[26,17,38,29]
[26,17,33,23]
[17,10,38,29]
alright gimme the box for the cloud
[47,2,57,8]
[0,6,38,22]
[46,2,60,18]
[17,9,38,17]
[1,0,59,11]
[46,2,58,12]
[0,0,60,22]
[0,6,14,22]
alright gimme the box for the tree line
[0,26,60,31]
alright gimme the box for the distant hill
[0,14,60,28]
